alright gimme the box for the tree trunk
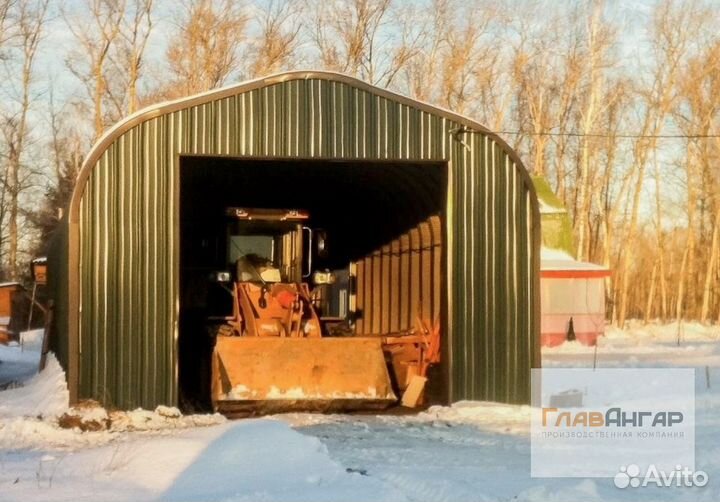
[700,206,720,322]
[618,159,647,328]
[7,150,18,280]
[94,68,104,139]
[644,261,658,323]
[675,244,690,323]
[658,251,668,321]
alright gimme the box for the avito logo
[614,464,708,489]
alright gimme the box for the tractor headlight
[213,271,232,283]
[312,270,336,285]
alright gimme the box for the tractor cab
[209,208,326,339]
[225,207,308,284]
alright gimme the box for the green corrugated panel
[53,74,539,409]
[47,220,70,368]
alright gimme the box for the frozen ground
[1,322,719,501]
[0,329,45,391]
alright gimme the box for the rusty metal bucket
[211,336,396,417]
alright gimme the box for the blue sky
[35,0,662,106]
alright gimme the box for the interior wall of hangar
[48,71,541,410]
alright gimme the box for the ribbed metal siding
[73,77,539,409]
[355,216,442,335]
[47,221,70,369]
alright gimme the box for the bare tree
[596,79,632,321]
[65,0,126,140]
[677,39,720,322]
[165,0,248,97]
[402,0,502,115]
[27,90,85,255]
[111,0,154,114]
[511,18,557,176]
[1,0,48,279]
[401,0,450,102]
[616,0,704,327]
[573,0,617,261]
[550,31,584,202]
[0,0,12,50]
[0,0,14,269]
[310,0,411,86]
[438,3,497,115]
[247,0,302,78]
[310,0,389,79]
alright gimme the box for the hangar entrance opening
[178,156,447,413]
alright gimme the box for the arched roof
[69,70,537,223]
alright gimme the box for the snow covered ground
[0,329,45,391]
[1,323,719,501]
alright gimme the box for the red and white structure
[540,248,610,347]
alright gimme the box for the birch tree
[1,0,48,279]
[247,0,302,78]
[65,0,126,140]
[616,0,703,327]
[309,0,420,88]
[165,0,248,96]
[678,40,720,322]
[573,0,616,261]
[112,0,154,114]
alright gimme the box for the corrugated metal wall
[57,73,539,409]
[47,221,69,369]
[355,216,442,335]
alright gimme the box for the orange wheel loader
[206,208,439,417]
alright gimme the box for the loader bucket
[211,337,396,417]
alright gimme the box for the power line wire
[494,130,720,139]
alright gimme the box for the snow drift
[0,353,69,419]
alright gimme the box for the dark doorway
[178,156,447,411]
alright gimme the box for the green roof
[532,176,575,257]
[532,175,566,210]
